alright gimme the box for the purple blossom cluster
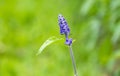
[58,14,72,46]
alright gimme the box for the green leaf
[36,36,62,55]
[106,50,120,72]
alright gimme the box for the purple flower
[65,38,72,46]
[58,14,70,39]
[58,14,72,46]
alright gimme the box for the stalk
[69,45,78,76]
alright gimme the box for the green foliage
[0,0,120,76]
[37,36,62,55]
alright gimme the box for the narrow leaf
[36,36,62,55]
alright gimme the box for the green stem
[69,45,78,76]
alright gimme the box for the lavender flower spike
[58,14,70,38]
[66,38,72,46]
[58,14,72,46]
[58,14,78,76]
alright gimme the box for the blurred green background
[0,0,120,76]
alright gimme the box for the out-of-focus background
[0,0,120,76]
